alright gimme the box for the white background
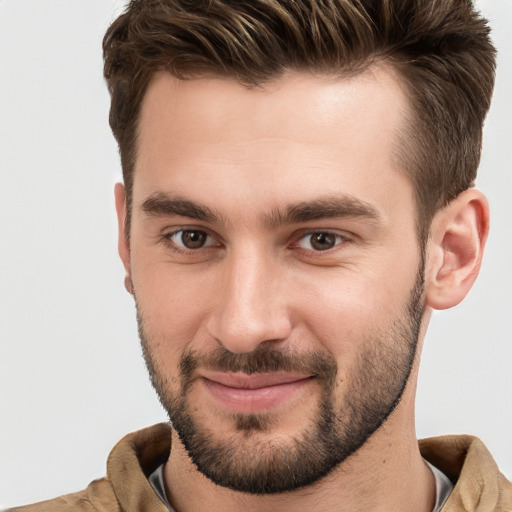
[0,0,510,508]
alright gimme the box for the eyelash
[294,230,350,252]
[160,228,219,253]
[160,228,351,255]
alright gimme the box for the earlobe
[114,183,133,295]
[425,189,489,310]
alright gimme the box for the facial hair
[137,266,425,495]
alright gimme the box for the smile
[200,372,315,413]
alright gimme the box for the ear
[425,189,489,310]
[114,182,133,295]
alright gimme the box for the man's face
[121,68,426,493]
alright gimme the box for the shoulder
[420,435,512,511]
[4,477,120,512]
[4,424,172,512]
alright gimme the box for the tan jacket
[8,423,512,511]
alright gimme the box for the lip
[200,372,314,413]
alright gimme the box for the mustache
[179,346,338,387]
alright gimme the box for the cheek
[131,253,220,364]
[292,259,419,357]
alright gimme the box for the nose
[206,247,293,353]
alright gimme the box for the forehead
[137,66,408,149]
[133,67,412,221]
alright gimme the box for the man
[7,0,511,510]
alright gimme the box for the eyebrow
[141,193,222,223]
[140,192,381,227]
[265,195,381,227]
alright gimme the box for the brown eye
[170,230,210,249]
[310,233,336,250]
[298,232,344,251]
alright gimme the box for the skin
[115,66,489,511]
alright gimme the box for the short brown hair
[103,0,496,241]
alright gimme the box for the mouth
[200,372,315,413]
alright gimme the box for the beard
[137,266,425,495]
